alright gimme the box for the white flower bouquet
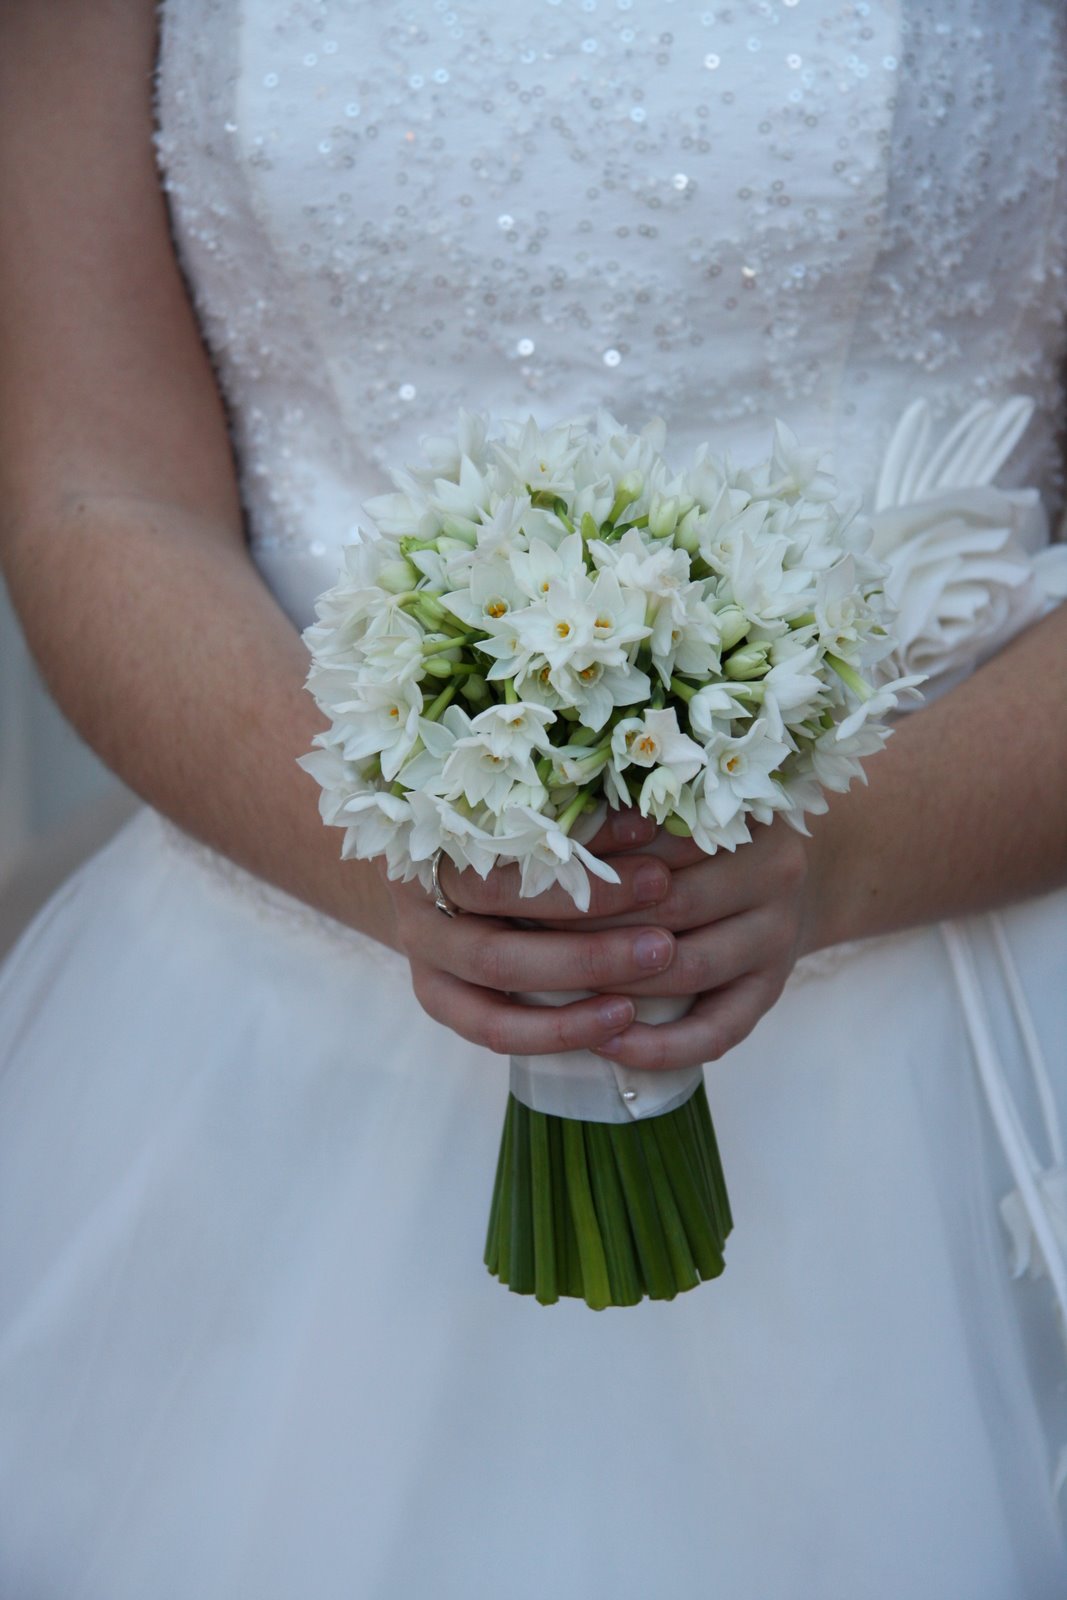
[300,408,919,1307]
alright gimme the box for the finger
[439,850,670,922]
[584,806,658,855]
[410,961,638,1056]
[548,825,806,936]
[588,908,779,999]
[590,971,776,1072]
[536,855,747,935]
[408,903,677,994]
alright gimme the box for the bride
[1,2,1065,1595]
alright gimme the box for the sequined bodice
[154,0,1067,628]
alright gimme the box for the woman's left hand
[541,814,818,1072]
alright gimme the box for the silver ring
[430,846,462,918]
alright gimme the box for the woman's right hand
[384,809,679,1056]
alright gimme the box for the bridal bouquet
[300,408,919,1307]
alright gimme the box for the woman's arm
[0,1,674,1056]
[805,599,1067,947]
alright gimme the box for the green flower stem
[825,652,872,701]
[484,1111,508,1277]
[529,1111,558,1306]
[422,632,472,656]
[547,1116,578,1298]
[649,1110,725,1280]
[669,675,697,703]
[504,678,519,704]
[635,1119,700,1293]
[424,682,458,721]
[489,1094,515,1281]
[606,1123,677,1301]
[485,1087,733,1307]
[562,1120,612,1311]
[789,611,817,629]
[556,791,589,836]
[584,1123,643,1306]
[509,1098,536,1296]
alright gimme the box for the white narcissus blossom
[406,790,501,883]
[490,415,585,498]
[467,701,557,761]
[639,766,683,824]
[339,790,416,880]
[332,679,424,782]
[442,557,527,630]
[497,807,621,913]
[526,657,651,733]
[698,720,790,831]
[610,707,707,788]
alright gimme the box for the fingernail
[593,1036,627,1059]
[634,932,672,970]
[634,863,668,905]
[599,998,634,1030]
[615,812,656,845]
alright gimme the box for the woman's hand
[385,809,684,1057]
[536,815,816,1073]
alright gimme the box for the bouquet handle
[509,991,703,1124]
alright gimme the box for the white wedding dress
[2,3,1067,1595]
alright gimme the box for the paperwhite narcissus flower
[339,790,415,879]
[405,789,501,882]
[333,679,424,782]
[468,701,556,760]
[610,708,707,782]
[497,807,621,912]
[698,720,791,830]
[490,415,585,498]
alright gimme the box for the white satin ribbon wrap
[509,993,701,1123]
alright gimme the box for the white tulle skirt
[1,806,1065,1599]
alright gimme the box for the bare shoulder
[0,0,243,552]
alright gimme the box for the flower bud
[724,641,770,680]
[715,605,750,651]
[608,472,644,524]
[639,766,682,823]
[440,519,478,546]
[378,558,419,594]
[673,506,702,555]
[422,655,456,680]
[413,594,448,627]
[648,495,680,538]
[462,673,491,703]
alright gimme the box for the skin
[2,2,1066,1075]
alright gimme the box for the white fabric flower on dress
[870,397,1067,684]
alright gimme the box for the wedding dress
[2,2,1067,1595]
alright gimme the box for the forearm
[2,497,399,948]
[804,602,1067,951]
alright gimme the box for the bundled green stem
[485,1082,731,1308]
